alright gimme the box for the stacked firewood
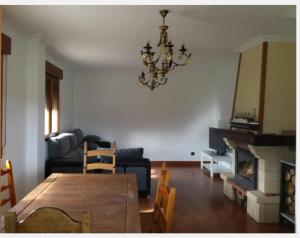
[284,168,295,215]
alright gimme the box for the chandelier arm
[139,78,149,85]
[139,72,159,91]
[158,77,168,85]
[170,53,192,69]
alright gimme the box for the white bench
[200,149,233,177]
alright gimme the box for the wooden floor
[139,163,294,233]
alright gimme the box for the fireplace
[216,128,295,223]
[235,148,258,190]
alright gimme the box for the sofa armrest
[116,148,144,158]
[102,156,150,167]
[117,159,150,168]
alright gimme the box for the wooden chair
[153,186,176,233]
[83,141,116,174]
[5,207,92,233]
[141,166,176,233]
[155,162,169,203]
[0,160,16,208]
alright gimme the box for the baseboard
[151,161,200,167]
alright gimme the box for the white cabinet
[200,149,233,177]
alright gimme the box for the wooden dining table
[0,173,141,233]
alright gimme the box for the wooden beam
[258,42,268,133]
[2,33,11,55]
[46,61,63,79]
[231,53,242,119]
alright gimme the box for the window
[45,61,63,137]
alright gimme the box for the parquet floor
[139,163,294,233]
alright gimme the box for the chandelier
[139,9,192,90]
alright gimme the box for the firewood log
[290,169,295,176]
[292,175,295,185]
[285,171,291,181]
[286,181,295,195]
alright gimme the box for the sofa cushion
[70,129,84,147]
[116,148,144,159]
[48,133,73,158]
[64,150,80,159]
[88,141,100,150]
[84,135,101,143]
[74,146,84,158]
[68,132,79,149]
[97,140,111,148]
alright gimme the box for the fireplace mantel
[214,128,295,148]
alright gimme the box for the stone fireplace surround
[219,131,295,223]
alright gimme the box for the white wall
[2,20,46,202]
[2,20,28,201]
[24,35,46,191]
[73,53,239,161]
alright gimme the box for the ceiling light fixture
[139,9,192,91]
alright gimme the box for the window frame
[45,61,63,139]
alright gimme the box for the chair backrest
[155,162,169,204]
[83,141,116,174]
[5,207,92,233]
[153,186,176,233]
[0,160,16,208]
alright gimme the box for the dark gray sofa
[45,129,151,196]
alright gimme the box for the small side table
[200,149,233,177]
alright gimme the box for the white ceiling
[3,5,296,69]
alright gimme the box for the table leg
[200,153,203,169]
